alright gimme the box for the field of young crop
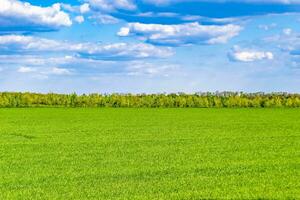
[0,108,299,199]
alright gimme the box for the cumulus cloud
[0,35,173,60]
[118,22,241,46]
[0,0,72,32]
[228,46,274,62]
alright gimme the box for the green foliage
[1,92,300,108]
[0,108,299,199]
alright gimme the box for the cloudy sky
[1,0,300,93]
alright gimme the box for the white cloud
[136,12,179,18]
[118,22,241,46]
[89,14,120,24]
[0,0,72,32]
[80,3,90,13]
[283,28,292,35]
[126,61,179,76]
[60,3,90,14]
[18,66,37,73]
[75,16,85,24]
[47,67,72,75]
[0,35,174,60]
[181,15,202,21]
[263,30,300,53]
[60,3,77,12]
[229,46,274,62]
[258,23,277,31]
[86,0,136,12]
[17,66,72,78]
[118,27,131,36]
[79,43,173,59]
[0,35,64,51]
[1,54,180,80]
[0,55,76,67]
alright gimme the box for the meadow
[0,108,299,199]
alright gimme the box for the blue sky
[1,0,300,93]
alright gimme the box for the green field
[0,108,299,199]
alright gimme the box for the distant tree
[1,92,300,108]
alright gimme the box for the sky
[1,0,300,93]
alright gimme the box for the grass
[0,108,299,199]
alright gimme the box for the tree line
[1,92,300,108]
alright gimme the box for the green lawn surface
[0,108,299,199]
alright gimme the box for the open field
[0,108,299,199]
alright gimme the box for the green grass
[0,108,299,199]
